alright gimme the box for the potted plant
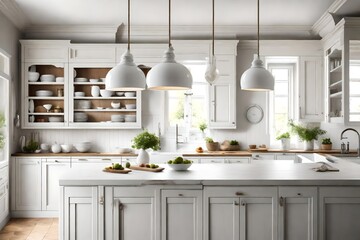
[132,130,160,164]
[205,137,219,151]
[220,140,240,151]
[276,132,290,150]
[288,120,326,151]
[199,122,207,137]
[321,138,332,150]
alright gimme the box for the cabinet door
[69,46,116,63]
[299,56,323,122]
[199,157,224,164]
[22,42,69,62]
[226,157,251,164]
[42,158,70,211]
[15,158,42,210]
[252,154,275,161]
[279,187,317,240]
[319,187,360,240]
[275,153,296,161]
[62,186,99,240]
[161,190,202,240]
[105,187,156,240]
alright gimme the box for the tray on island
[103,167,132,174]
[129,165,165,172]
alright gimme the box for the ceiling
[3,0,360,41]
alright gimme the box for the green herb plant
[276,132,290,140]
[229,140,239,145]
[132,130,160,150]
[288,120,326,142]
[205,137,214,143]
[0,134,4,150]
[199,122,207,133]
[322,138,332,144]
[0,113,5,128]
[23,139,39,153]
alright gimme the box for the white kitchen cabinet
[42,158,70,211]
[62,186,100,240]
[319,187,360,240]
[199,157,225,164]
[71,157,121,169]
[275,153,296,160]
[15,158,42,211]
[21,40,70,63]
[0,163,9,224]
[161,189,202,240]
[278,187,317,240]
[251,153,276,161]
[69,45,116,63]
[105,186,157,240]
[298,56,323,122]
[225,157,251,164]
[204,186,278,240]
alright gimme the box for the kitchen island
[59,156,360,240]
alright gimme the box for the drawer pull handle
[233,201,239,206]
[55,160,59,163]
[78,159,88,161]
[279,196,285,207]
[178,194,183,197]
[99,196,104,205]
[102,158,111,161]
[235,192,243,196]
[241,201,246,206]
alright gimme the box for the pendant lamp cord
[169,0,171,47]
[127,0,130,50]
[212,0,215,56]
[257,0,260,58]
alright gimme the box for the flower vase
[280,138,290,150]
[304,140,314,151]
[137,149,150,165]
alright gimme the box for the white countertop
[59,157,360,186]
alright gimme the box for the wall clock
[246,104,264,124]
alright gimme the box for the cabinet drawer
[72,157,121,163]
[199,158,224,164]
[252,154,275,160]
[69,47,116,62]
[0,182,8,218]
[226,158,250,164]
[23,46,68,62]
[275,153,296,160]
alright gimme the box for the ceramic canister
[91,86,100,97]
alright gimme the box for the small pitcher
[91,86,100,97]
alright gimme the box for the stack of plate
[40,74,55,82]
[111,115,125,122]
[75,77,88,82]
[74,100,91,109]
[74,112,88,122]
[48,116,63,122]
[35,90,53,97]
[124,115,136,122]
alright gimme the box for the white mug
[91,86,100,97]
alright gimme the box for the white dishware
[28,72,40,82]
[74,142,92,153]
[115,92,125,96]
[35,90,53,97]
[74,112,88,122]
[125,104,136,109]
[40,143,50,152]
[91,86,100,97]
[48,116,63,122]
[124,92,136,97]
[74,91,85,97]
[114,147,132,154]
[29,99,34,113]
[97,107,104,110]
[74,77,88,82]
[111,101,120,109]
[89,78,99,83]
[75,100,91,109]
[56,77,64,82]
[43,104,52,112]
[124,114,136,122]
[61,144,73,153]
[40,74,55,82]
[51,142,62,153]
[29,115,35,122]
[168,163,192,171]
[100,90,113,97]
[100,78,106,82]
[111,114,125,122]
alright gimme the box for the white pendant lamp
[105,0,145,91]
[240,0,274,91]
[146,0,193,90]
[205,0,219,85]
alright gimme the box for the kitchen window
[167,61,208,142]
[267,58,297,146]
[350,60,360,122]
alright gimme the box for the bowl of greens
[167,156,192,171]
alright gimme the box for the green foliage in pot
[288,120,326,142]
[205,137,214,143]
[230,140,239,145]
[276,132,290,140]
[0,113,5,128]
[0,134,4,150]
[23,139,39,153]
[132,130,160,150]
[199,122,207,133]
[322,138,332,145]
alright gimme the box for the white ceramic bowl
[100,90,113,97]
[74,77,88,82]
[28,72,40,82]
[61,144,73,153]
[168,163,192,171]
[40,74,55,82]
[111,102,120,109]
[100,78,106,82]
[125,104,136,109]
[56,77,64,82]
[48,116,63,122]
[36,90,53,97]
[74,92,85,97]
[124,92,136,97]
[40,143,50,152]
[74,142,92,153]
[114,147,132,154]
[124,115,136,122]
[89,78,99,82]
[115,92,125,97]
[111,115,125,122]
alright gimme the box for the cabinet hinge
[279,196,285,207]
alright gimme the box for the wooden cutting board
[103,168,132,174]
[129,165,165,172]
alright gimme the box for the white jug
[91,86,100,97]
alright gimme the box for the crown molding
[311,0,347,38]
[0,0,29,29]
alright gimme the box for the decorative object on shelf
[55,77,64,82]
[321,138,332,150]
[220,140,240,151]
[57,88,64,97]
[91,85,100,97]
[205,137,219,151]
[276,132,290,150]
[246,104,263,123]
[205,0,219,85]
[51,142,62,153]
[29,115,35,123]
[240,0,274,91]
[29,100,34,113]
[74,142,92,153]
[100,89,113,97]
[248,144,256,149]
[28,72,39,82]
[40,74,55,82]
[35,90,53,97]
[199,122,207,138]
[146,0,192,90]
[61,144,73,153]
[288,120,326,151]
[43,104,52,113]
[124,92,136,97]
[23,132,40,153]
[132,130,160,164]
[111,101,121,109]
[106,0,145,91]
[54,106,63,113]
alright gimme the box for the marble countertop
[59,156,360,186]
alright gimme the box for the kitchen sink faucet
[340,128,360,158]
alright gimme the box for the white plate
[35,90,53,97]
[75,77,88,82]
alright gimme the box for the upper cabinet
[20,40,69,63]
[323,18,360,125]
[69,45,116,63]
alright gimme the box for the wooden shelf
[74,109,136,112]
[330,65,342,73]
[28,82,64,85]
[73,97,136,100]
[329,80,342,89]
[329,117,344,123]
[28,97,64,100]
[73,82,105,85]
[28,113,64,116]
[330,92,343,98]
